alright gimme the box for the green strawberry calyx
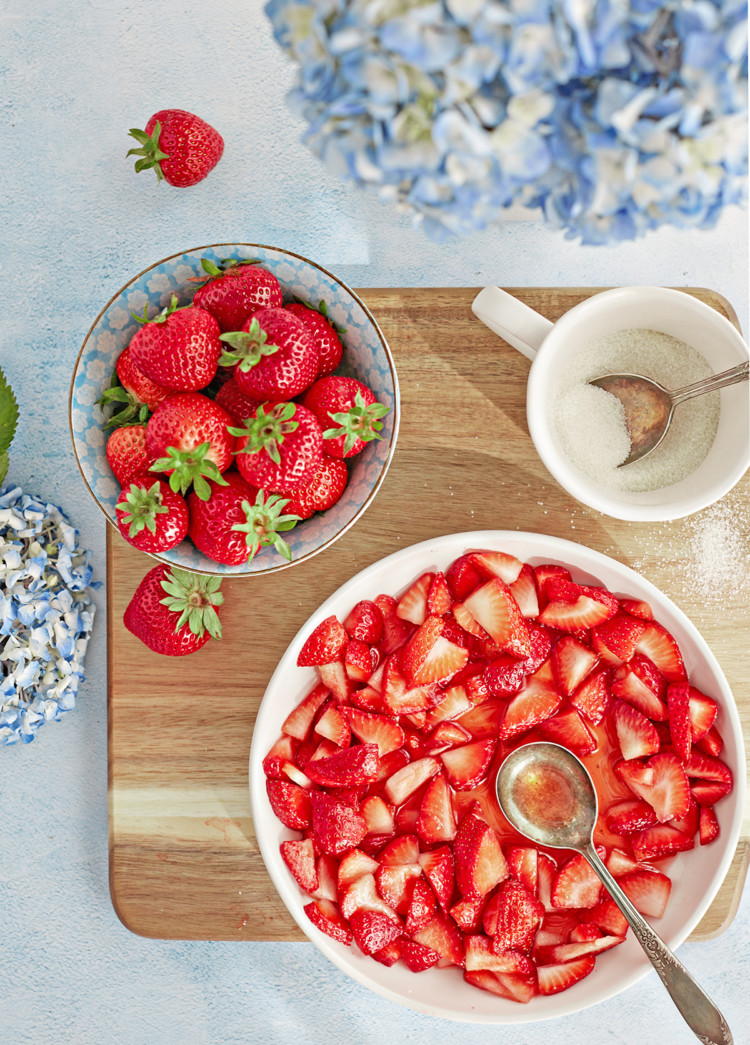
[149,441,229,501]
[131,294,182,327]
[98,379,150,429]
[188,257,262,285]
[127,121,170,182]
[159,568,223,640]
[0,365,19,486]
[293,296,347,336]
[116,480,169,538]
[324,391,390,455]
[232,490,300,562]
[218,317,280,371]
[229,403,298,467]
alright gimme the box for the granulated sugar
[553,329,720,492]
[681,501,750,605]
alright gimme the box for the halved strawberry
[484,655,527,697]
[266,779,311,830]
[552,636,598,696]
[426,721,472,754]
[297,615,348,666]
[612,700,660,760]
[591,613,646,665]
[360,794,395,837]
[464,968,536,1003]
[350,909,402,955]
[411,910,465,967]
[282,683,330,741]
[418,846,455,911]
[569,668,610,725]
[383,756,440,806]
[635,622,686,681]
[534,563,571,602]
[620,598,653,620]
[312,855,338,900]
[615,752,691,823]
[471,550,524,584]
[462,578,532,657]
[451,600,488,638]
[697,726,724,757]
[605,797,658,835]
[551,853,602,909]
[688,689,719,742]
[466,936,536,974]
[492,878,545,953]
[400,615,469,687]
[539,591,614,632]
[427,572,452,615]
[416,772,457,844]
[454,810,508,899]
[339,871,400,921]
[440,738,497,791]
[498,677,561,740]
[310,790,367,855]
[509,564,539,618]
[545,577,620,614]
[699,805,720,845]
[315,702,351,746]
[280,838,319,893]
[538,707,597,756]
[423,684,474,729]
[263,734,297,778]
[382,655,442,716]
[446,554,483,600]
[344,639,373,682]
[304,899,353,945]
[337,848,379,890]
[618,868,671,918]
[631,823,694,861]
[610,656,668,721]
[589,898,628,936]
[535,935,623,965]
[684,752,733,805]
[396,572,434,625]
[603,847,639,877]
[344,599,384,644]
[304,743,380,788]
[667,681,692,763]
[371,939,403,966]
[375,862,422,914]
[405,877,437,933]
[537,954,595,995]
[537,853,557,912]
[450,895,485,933]
[401,938,441,972]
[506,846,538,897]
[374,593,415,653]
[343,708,404,756]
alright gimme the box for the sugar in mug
[471,285,750,521]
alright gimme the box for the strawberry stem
[230,403,298,467]
[323,391,390,454]
[127,121,170,182]
[149,441,229,500]
[116,481,168,538]
[159,568,224,639]
[218,317,279,371]
[231,491,300,561]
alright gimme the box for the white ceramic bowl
[68,243,399,576]
[249,530,744,1024]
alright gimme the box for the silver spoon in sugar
[495,742,733,1044]
[589,360,749,466]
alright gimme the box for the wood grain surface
[108,286,749,942]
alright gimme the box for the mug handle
[471,287,554,362]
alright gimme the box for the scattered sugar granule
[681,501,750,605]
[552,329,720,493]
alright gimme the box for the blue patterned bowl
[69,243,399,576]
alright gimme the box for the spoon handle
[671,359,749,406]
[583,842,733,1045]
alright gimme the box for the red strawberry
[188,474,299,564]
[219,307,318,400]
[440,739,497,791]
[280,838,318,893]
[406,878,437,933]
[302,376,390,458]
[297,615,348,666]
[499,677,562,740]
[266,779,312,830]
[463,968,536,1003]
[454,810,508,900]
[590,613,646,664]
[550,853,601,909]
[509,563,539,617]
[415,772,456,844]
[123,564,223,656]
[281,683,329,741]
[127,109,223,186]
[462,578,532,657]
[635,622,686,681]
[417,846,455,911]
[631,823,694,861]
[359,794,394,837]
[343,709,404,756]
[305,744,380,788]
[106,424,151,486]
[396,572,433,625]
[310,791,367,856]
[337,849,379,891]
[343,639,374,682]
[427,572,452,615]
[699,805,720,845]
[667,681,693,763]
[213,379,261,426]
[569,667,610,724]
[539,590,615,632]
[688,689,718,742]
[446,554,483,599]
[411,910,465,967]
[684,752,733,804]
[620,598,653,620]
[232,402,324,492]
[537,955,596,995]
[610,655,668,721]
[285,300,345,378]
[100,345,170,424]
[400,939,441,972]
[350,909,402,956]
[506,846,538,897]
[552,636,598,695]
[146,392,234,498]
[277,456,348,520]
[491,878,544,952]
[400,616,469,687]
[344,600,384,645]
[115,476,189,553]
[605,798,658,835]
[538,707,597,756]
[618,868,671,917]
[315,702,351,746]
[192,259,283,332]
[383,756,440,805]
[374,593,415,653]
[612,700,661,760]
[304,898,353,945]
[484,655,526,697]
[129,296,221,391]
[614,752,691,823]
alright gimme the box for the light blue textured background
[1,3,748,1044]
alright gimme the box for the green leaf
[159,568,224,640]
[127,121,169,182]
[0,365,19,460]
[0,451,8,486]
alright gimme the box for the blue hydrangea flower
[265,0,747,243]
[0,486,98,745]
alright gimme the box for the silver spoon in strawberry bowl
[495,742,733,1044]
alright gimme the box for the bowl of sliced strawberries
[69,243,398,574]
[250,531,743,1023]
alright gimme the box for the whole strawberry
[278,456,349,520]
[219,307,318,400]
[192,259,283,332]
[115,476,189,553]
[187,472,300,564]
[124,565,223,656]
[214,378,260,426]
[302,376,390,458]
[146,392,234,499]
[127,109,224,187]
[129,295,221,392]
[99,345,171,425]
[106,425,151,486]
[285,300,344,377]
[231,402,323,492]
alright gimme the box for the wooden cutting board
[108,286,749,941]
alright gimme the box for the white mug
[471,285,750,521]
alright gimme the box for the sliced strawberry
[589,897,628,936]
[667,681,692,763]
[697,726,724,757]
[611,658,668,721]
[535,935,623,965]
[537,955,595,995]
[509,564,539,618]
[416,772,457,844]
[418,846,455,911]
[552,636,598,696]
[427,571,452,615]
[411,910,465,967]
[471,549,524,584]
[539,592,614,632]
[570,668,610,725]
[538,707,597,756]
[306,737,338,763]
[350,909,402,955]
[315,702,351,746]
[297,615,348,666]
[383,756,439,806]
[551,853,602,909]
[462,578,532,657]
[405,877,437,934]
[484,655,527,697]
[671,794,700,838]
[374,593,415,653]
[282,683,330,741]
[401,938,442,972]
[440,738,497,792]
[344,639,373,682]
[371,939,403,966]
[344,599,384,644]
[620,598,654,619]
[263,734,298,777]
[339,872,400,921]
[498,677,561,740]
[343,708,404,756]
[446,554,483,600]
[537,853,557,912]
[635,622,686,681]
[451,600,488,638]
[311,855,337,900]
[618,868,671,918]
[426,720,472,754]
[605,797,658,835]
[280,838,319,893]
[400,615,469,687]
[699,805,720,845]
[603,847,639,877]
[382,654,442,716]
[310,790,367,855]
[515,621,554,674]
[631,823,694,861]
[454,810,508,900]
[612,700,660,760]
[305,743,380,788]
[337,848,379,890]
[449,895,485,933]
[375,862,422,913]
[615,752,691,823]
[591,613,646,665]
[684,752,733,797]
[506,846,538,897]
[466,936,535,974]
[423,684,474,729]
[691,780,732,806]
[688,689,719,742]
[396,572,434,625]
[534,563,571,602]
[266,779,311,830]
[569,923,605,943]
[463,968,536,1003]
[545,577,620,614]
[492,878,544,953]
[360,794,395,837]
[304,899,353,945]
